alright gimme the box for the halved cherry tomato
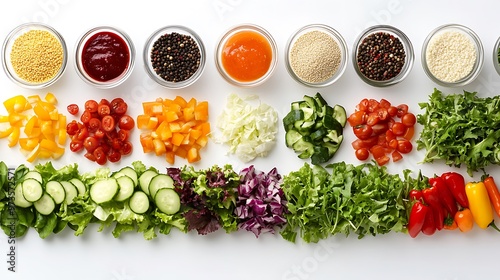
[84,100,98,113]
[66,121,79,136]
[118,129,129,142]
[371,123,388,135]
[98,104,110,116]
[366,113,380,126]
[356,98,369,112]
[347,111,366,127]
[376,107,389,121]
[80,110,92,124]
[83,136,99,153]
[367,99,380,113]
[375,155,390,166]
[392,150,403,162]
[396,104,408,118]
[353,124,373,140]
[120,141,132,155]
[84,152,96,162]
[70,141,83,152]
[118,115,135,130]
[93,147,107,165]
[379,99,391,109]
[111,98,127,115]
[108,149,121,163]
[388,106,398,117]
[67,104,79,115]
[101,115,115,132]
[88,118,101,132]
[352,137,378,150]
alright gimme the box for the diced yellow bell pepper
[8,127,20,147]
[44,92,58,105]
[0,127,13,138]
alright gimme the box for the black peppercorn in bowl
[2,22,68,89]
[352,25,414,87]
[215,24,278,87]
[143,25,206,89]
[421,24,483,87]
[75,26,135,89]
[285,24,348,87]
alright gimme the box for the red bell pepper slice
[422,185,446,231]
[441,172,469,208]
[430,176,458,217]
[408,201,429,238]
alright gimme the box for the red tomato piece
[84,100,98,113]
[370,145,387,159]
[396,104,409,118]
[101,115,115,132]
[353,124,373,140]
[80,110,92,124]
[355,148,370,161]
[371,123,388,135]
[70,141,83,152]
[83,136,99,153]
[376,107,389,121]
[402,113,417,127]
[367,99,380,113]
[379,99,391,109]
[88,118,101,132]
[84,152,96,162]
[397,139,413,154]
[67,104,79,115]
[98,104,110,116]
[356,98,369,112]
[120,141,133,155]
[347,111,366,127]
[375,155,390,166]
[66,121,79,136]
[366,113,380,126]
[392,150,403,162]
[93,147,107,165]
[388,106,398,117]
[351,136,378,150]
[108,149,122,163]
[403,126,415,140]
[118,129,130,142]
[391,122,406,136]
[385,130,396,142]
[118,115,135,130]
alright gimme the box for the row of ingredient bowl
[1,22,496,89]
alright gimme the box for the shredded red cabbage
[236,166,287,237]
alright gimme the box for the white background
[1,0,500,279]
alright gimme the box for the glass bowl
[215,24,278,87]
[492,36,500,76]
[2,22,68,89]
[75,26,135,89]
[143,25,206,89]
[285,24,348,87]
[421,24,483,87]
[352,25,414,87]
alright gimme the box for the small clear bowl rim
[74,26,136,89]
[352,24,414,87]
[215,23,278,87]
[143,25,206,89]
[492,36,500,76]
[284,23,348,88]
[421,23,484,87]
[2,22,68,89]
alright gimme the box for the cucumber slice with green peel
[23,170,43,183]
[34,193,56,215]
[14,183,32,208]
[149,174,174,199]
[128,191,150,214]
[69,178,86,196]
[90,178,119,204]
[45,181,66,204]
[61,181,78,205]
[154,188,181,215]
[139,170,158,196]
[115,175,135,202]
[113,167,138,186]
[333,104,347,127]
[22,178,43,202]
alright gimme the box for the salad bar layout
[2,1,500,279]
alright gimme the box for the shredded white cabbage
[214,93,278,162]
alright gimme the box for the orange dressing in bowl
[221,30,273,82]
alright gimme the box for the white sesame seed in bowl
[285,24,348,87]
[421,24,483,87]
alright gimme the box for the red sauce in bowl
[82,31,130,82]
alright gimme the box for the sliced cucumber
[115,175,135,202]
[113,166,138,186]
[154,188,181,215]
[90,178,119,204]
[128,191,150,214]
[333,104,347,127]
[22,178,43,202]
[69,178,86,196]
[283,93,346,165]
[34,193,55,215]
[45,181,66,204]
[61,181,78,205]
[23,170,43,183]
[149,174,174,199]
[14,183,33,208]
[139,170,158,196]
